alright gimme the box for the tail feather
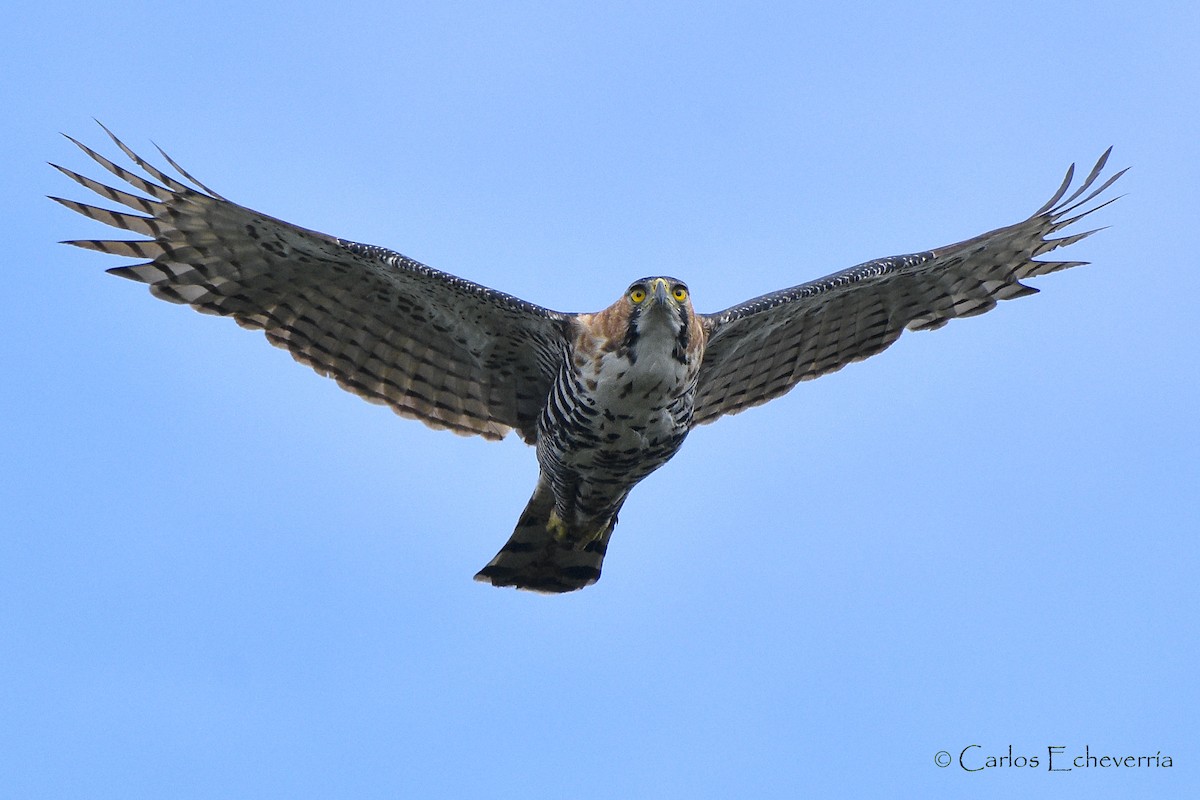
[474,484,614,593]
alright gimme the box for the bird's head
[617,276,703,363]
[581,276,704,366]
[625,276,693,328]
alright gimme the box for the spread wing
[52,124,574,442]
[693,150,1125,425]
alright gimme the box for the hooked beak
[651,278,670,305]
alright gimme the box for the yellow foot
[546,511,610,549]
[582,523,610,546]
[547,511,569,542]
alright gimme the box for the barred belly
[536,338,697,537]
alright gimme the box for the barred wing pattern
[52,126,573,442]
[693,150,1124,425]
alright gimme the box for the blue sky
[2,2,1196,798]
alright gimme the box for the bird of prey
[53,125,1124,593]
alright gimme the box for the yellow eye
[673,286,689,302]
[630,287,647,303]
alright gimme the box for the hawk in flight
[53,125,1124,592]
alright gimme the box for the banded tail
[475,482,615,593]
